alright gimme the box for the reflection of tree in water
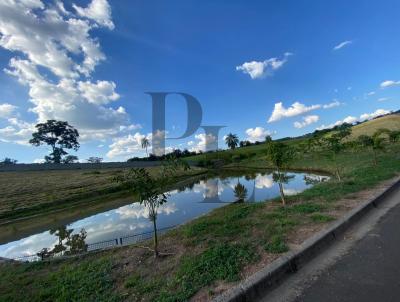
[233,182,248,202]
[37,226,87,259]
[272,172,295,205]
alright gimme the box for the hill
[350,113,400,138]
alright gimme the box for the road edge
[212,176,400,302]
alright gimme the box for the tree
[233,182,248,202]
[141,137,150,156]
[265,135,272,144]
[0,157,17,165]
[29,120,79,164]
[389,130,400,144]
[266,142,295,205]
[371,131,387,165]
[87,157,103,163]
[358,132,387,166]
[62,155,79,164]
[225,133,239,150]
[323,127,352,181]
[114,168,167,257]
[113,159,189,257]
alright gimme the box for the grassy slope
[350,114,400,138]
[1,137,399,301]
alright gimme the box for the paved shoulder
[295,201,400,302]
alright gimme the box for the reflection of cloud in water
[2,233,58,258]
[115,202,178,220]
[255,175,274,189]
[192,180,224,198]
[283,188,302,196]
[306,174,330,182]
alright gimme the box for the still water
[0,170,328,259]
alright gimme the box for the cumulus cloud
[294,115,319,129]
[268,102,321,123]
[0,103,18,118]
[380,80,400,89]
[188,133,217,152]
[236,52,292,79]
[107,130,173,159]
[0,0,131,145]
[245,127,274,142]
[73,0,115,30]
[333,40,352,50]
[316,109,391,130]
[106,132,146,159]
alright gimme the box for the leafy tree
[114,168,167,257]
[323,127,352,181]
[266,142,295,205]
[87,156,103,163]
[29,120,79,164]
[113,159,189,257]
[389,130,400,144]
[371,131,387,165]
[62,155,79,164]
[141,137,150,156]
[225,133,239,150]
[265,135,272,144]
[358,132,387,165]
[0,157,17,165]
[233,182,248,202]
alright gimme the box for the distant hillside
[350,113,400,138]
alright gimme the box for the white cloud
[316,109,391,130]
[0,0,132,145]
[380,80,400,89]
[78,80,120,105]
[322,100,341,109]
[0,103,17,118]
[378,97,389,102]
[268,102,321,123]
[245,127,273,142]
[333,40,352,50]
[367,91,376,96]
[106,132,146,159]
[236,52,292,79]
[73,0,115,30]
[189,133,217,152]
[294,115,319,129]
[359,109,390,121]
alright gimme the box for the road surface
[261,183,400,302]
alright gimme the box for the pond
[0,170,329,259]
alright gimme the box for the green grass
[155,243,257,301]
[0,258,120,302]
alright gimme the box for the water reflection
[0,170,329,259]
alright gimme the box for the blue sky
[0,0,399,163]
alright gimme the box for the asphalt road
[295,193,400,302]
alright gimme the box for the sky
[0,0,399,163]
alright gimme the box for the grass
[0,258,120,302]
[1,115,399,301]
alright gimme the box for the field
[0,167,205,223]
[1,114,399,301]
